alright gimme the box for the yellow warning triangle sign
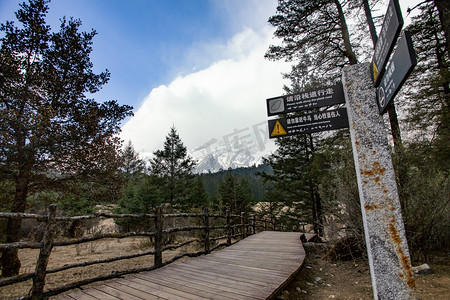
[271,120,287,137]
[372,61,379,82]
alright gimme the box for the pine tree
[121,140,145,181]
[217,172,252,215]
[266,0,357,84]
[405,1,450,171]
[0,0,132,276]
[149,127,196,207]
[261,133,324,234]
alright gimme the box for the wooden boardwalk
[57,231,305,300]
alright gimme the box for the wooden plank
[114,277,185,300]
[126,276,204,300]
[62,290,99,300]
[174,260,283,285]
[138,269,265,299]
[135,272,261,300]
[159,261,271,289]
[104,282,164,300]
[93,285,143,300]
[133,272,237,300]
[198,255,292,276]
[55,296,74,300]
[204,251,302,266]
[59,231,305,300]
[154,264,271,290]
[213,251,302,264]
[82,288,121,300]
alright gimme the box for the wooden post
[154,206,163,268]
[226,209,231,246]
[264,219,267,231]
[252,214,256,234]
[241,212,246,238]
[203,207,210,254]
[30,204,57,300]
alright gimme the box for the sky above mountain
[0,0,422,160]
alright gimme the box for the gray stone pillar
[342,63,416,299]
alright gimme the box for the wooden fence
[0,205,283,299]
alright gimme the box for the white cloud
[120,26,290,158]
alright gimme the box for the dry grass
[0,236,203,299]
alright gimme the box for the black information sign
[268,108,349,139]
[266,83,345,116]
[371,0,403,87]
[377,31,416,114]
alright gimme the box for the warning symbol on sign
[372,61,379,83]
[271,120,287,137]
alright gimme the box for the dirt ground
[279,250,450,300]
[0,238,449,299]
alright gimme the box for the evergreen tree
[261,133,324,235]
[311,130,362,240]
[217,172,252,215]
[121,140,145,181]
[116,174,163,231]
[266,0,358,84]
[188,177,209,208]
[405,1,450,171]
[0,0,132,276]
[149,127,196,207]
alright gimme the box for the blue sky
[1,0,241,108]
[0,0,422,160]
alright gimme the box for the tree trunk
[334,0,358,64]
[362,0,378,47]
[314,190,324,237]
[1,176,29,277]
[387,102,403,148]
[434,0,450,60]
[308,134,324,236]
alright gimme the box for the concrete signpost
[343,64,416,299]
[266,0,417,298]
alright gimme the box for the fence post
[252,214,256,234]
[30,204,57,300]
[264,218,267,231]
[154,206,163,268]
[241,212,246,238]
[203,207,210,254]
[226,209,231,246]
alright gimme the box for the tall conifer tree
[149,127,196,207]
[0,0,132,276]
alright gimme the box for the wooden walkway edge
[57,231,306,300]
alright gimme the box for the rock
[315,277,323,283]
[412,263,433,275]
[280,290,290,299]
[328,295,336,299]
[306,282,315,286]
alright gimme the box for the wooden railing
[0,205,283,299]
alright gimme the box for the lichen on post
[342,63,416,299]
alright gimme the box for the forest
[1,0,449,279]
